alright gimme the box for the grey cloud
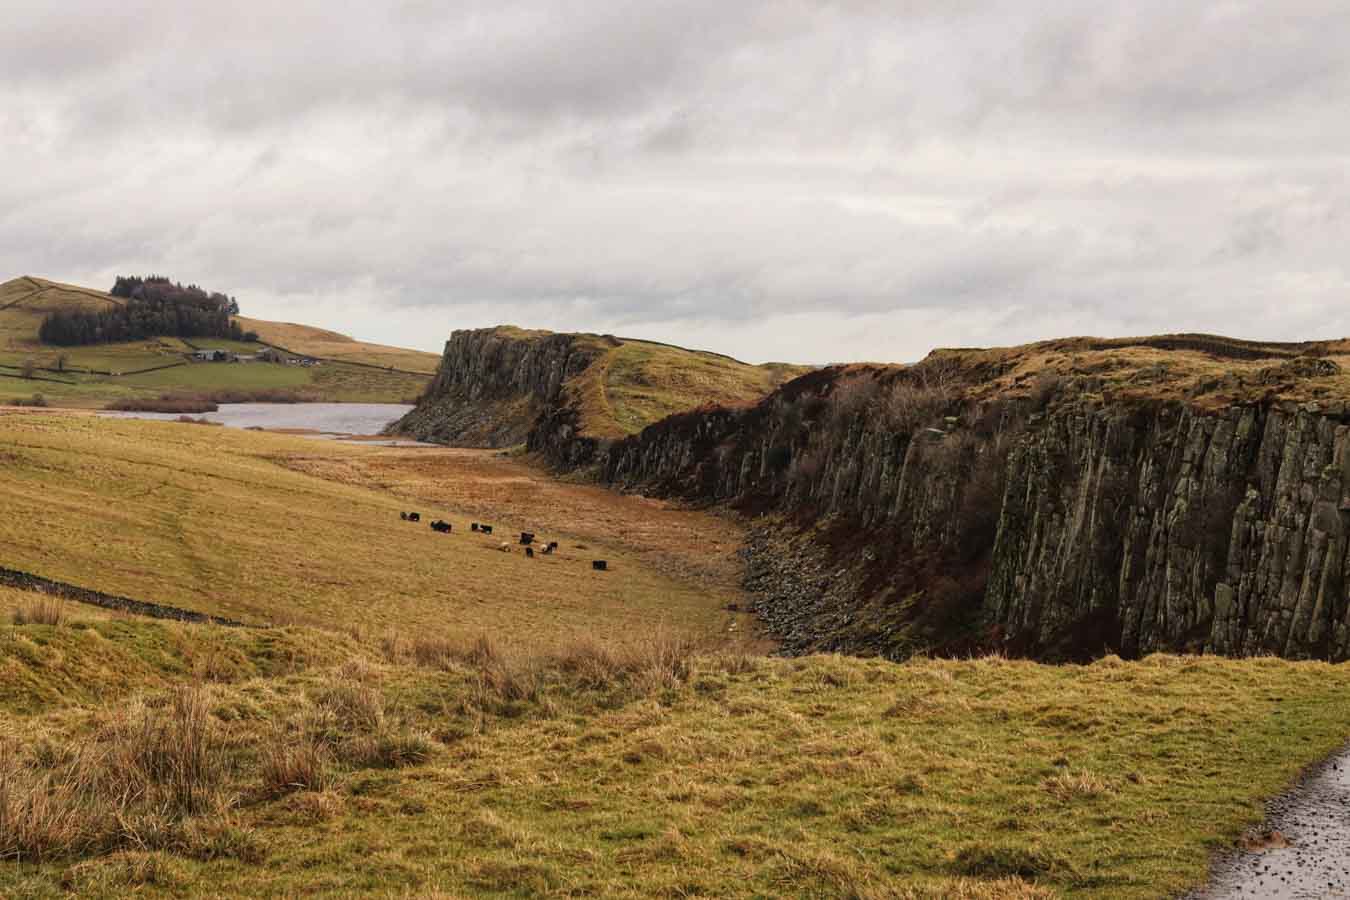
[3,1,1349,364]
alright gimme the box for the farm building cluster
[190,348,320,366]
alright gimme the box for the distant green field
[0,276,435,406]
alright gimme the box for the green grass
[0,351,424,406]
[1,623,1347,898]
[0,586,352,715]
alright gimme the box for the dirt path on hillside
[1191,744,1350,899]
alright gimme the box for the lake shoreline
[99,401,416,437]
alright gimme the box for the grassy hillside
[233,316,440,373]
[394,325,808,448]
[2,603,1349,897]
[0,276,435,406]
[924,332,1350,409]
[0,412,740,641]
[571,337,809,438]
[0,276,124,351]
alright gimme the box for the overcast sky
[4,2,1348,364]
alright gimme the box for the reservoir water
[101,402,415,437]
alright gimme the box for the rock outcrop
[399,326,1350,662]
[394,327,608,446]
[988,401,1350,660]
[590,367,1350,662]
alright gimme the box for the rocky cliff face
[988,401,1350,661]
[395,328,607,446]
[589,365,1350,662]
[399,326,1350,662]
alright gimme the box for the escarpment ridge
[403,328,1350,661]
[393,325,806,447]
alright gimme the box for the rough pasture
[0,412,743,646]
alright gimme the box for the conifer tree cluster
[40,276,250,346]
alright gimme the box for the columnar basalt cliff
[988,401,1350,660]
[403,328,1350,661]
[586,339,1350,662]
[395,327,609,446]
[395,324,805,450]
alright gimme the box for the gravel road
[1191,745,1350,899]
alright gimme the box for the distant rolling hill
[0,276,440,407]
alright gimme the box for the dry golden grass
[10,593,65,627]
[0,685,232,864]
[0,277,122,352]
[0,412,744,646]
[233,315,441,373]
[923,332,1350,409]
[258,737,335,798]
[566,336,808,438]
[282,442,755,603]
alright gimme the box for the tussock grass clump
[288,676,439,772]
[259,738,334,798]
[389,631,704,711]
[284,789,345,823]
[98,687,228,817]
[1042,769,1113,802]
[0,747,107,862]
[0,686,229,862]
[312,683,386,734]
[11,594,65,627]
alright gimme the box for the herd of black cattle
[399,511,607,570]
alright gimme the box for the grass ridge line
[0,565,253,627]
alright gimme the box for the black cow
[400,511,408,521]
[408,512,421,522]
[541,544,554,555]
[470,523,479,532]
[547,541,559,552]
[525,546,535,558]
[519,532,535,546]
[430,520,452,533]
[481,525,493,535]
[592,560,608,571]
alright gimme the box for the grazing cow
[498,542,511,553]
[592,560,608,571]
[525,546,535,558]
[400,511,408,521]
[471,523,479,532]
[408,512,421,522]
[430,520,451,533]
[519,532,535,545]
[547,541,558,552]
[481,525,493,535]
[541,544,554,555]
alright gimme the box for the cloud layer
[4,1,1348,363]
